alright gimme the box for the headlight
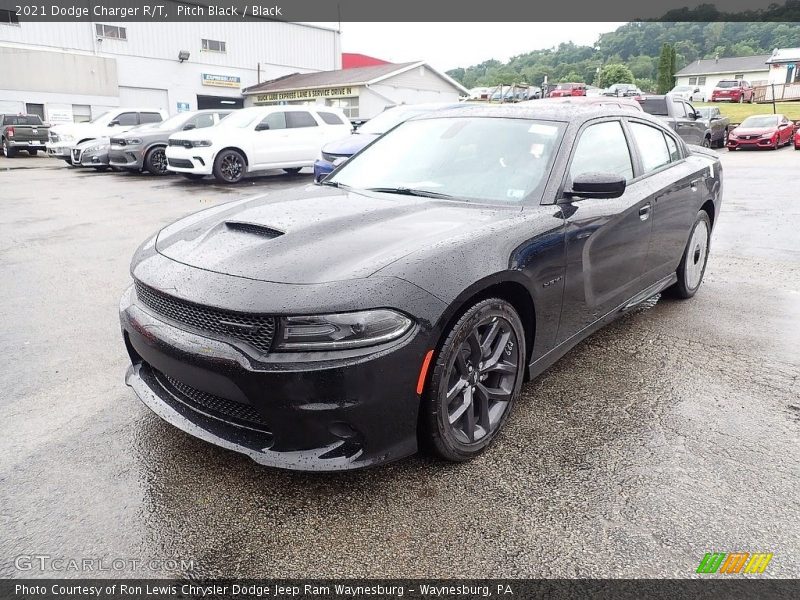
[192,140,212,147]
[275,309,413,351]
[84,145,104,154]
[125,138,142,144]
[61,134,75,142]
[728,132,737,139]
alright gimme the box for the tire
[715,129,728,149]
[422,298,526,462]
[702,136,711,148]
[181,173,205,180]
[727,146,735,151]
[27,149,38,156]
[144,146,169,176]
[283,167,302,175]
[738,95,743,104]
[2,139,17,158]
[93,165,110,171]
[667,211,711,299]
[63,158,73,165]
[750,94,755,104]
[213,149,246,183]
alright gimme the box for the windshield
[88,111,110,124]
[358,107,429,135]
[149,113,193,130]
[740,115,778,128]
[672,86,691,92]
[329,117,565,205]
[556,84,577,90]
[217,109,260,129]
[716,81,739,88]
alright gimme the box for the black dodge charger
[120,104,722,470]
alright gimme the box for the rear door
[556,119,654,343]
[627,120,700,282]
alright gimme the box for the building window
[96,23,126,40]
[688,77,697,85]
[72,105,92,123]
[325,97,359,119]
[734,73,743,80]
[0,8,20,25]
[202,39,226,53]
[698,76,706,85]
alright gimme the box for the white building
[674,55,771,100]
[765,48,800,84]
[242,61,469,119]
[0,5,340,124]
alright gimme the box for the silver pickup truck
[636,94,712,147]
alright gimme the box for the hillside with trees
[446,20,800,92]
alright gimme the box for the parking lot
[1,149,798,578]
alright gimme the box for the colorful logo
[697,552,773,574]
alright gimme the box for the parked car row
[670,79,755,104]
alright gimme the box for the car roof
[414,102,659,124]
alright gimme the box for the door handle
[639,204,651,221]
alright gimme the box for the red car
[548,83,587,98]
[727,114,795,151]
[794,125,800,150]
[711,79,754,103]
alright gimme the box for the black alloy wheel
[145,146,169,175]
[213,149,245,183]
[424,298,525,461]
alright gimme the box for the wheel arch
[216,146,249,166]
[700,198,716,231]
[144,142,167,156]
[431,273,537,378]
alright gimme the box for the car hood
[732,127,775,136]
[155,186,519,284]
[321,133,379,156]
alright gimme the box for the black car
[120,104,722,470]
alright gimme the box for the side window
[672,100,687,118]
[286,111,318,128]
[569,121,633,182]
[629,122,672,174]
[139,112,162,124]
[664,133,681,162]
[257,112,287,130]
[115,112,139,126]
[192,113,215,129]
[317,111,345,125]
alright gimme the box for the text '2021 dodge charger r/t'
[120,105,722,471]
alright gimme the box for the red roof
[342,53,391,69]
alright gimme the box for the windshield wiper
[366,187,454,200]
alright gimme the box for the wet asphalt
[1,150,798,579]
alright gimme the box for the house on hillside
[766,48,800,84]
[674,55,771,101]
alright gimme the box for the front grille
[168,158,194,168]
[110,137,126,146]
[72,148,81,161]
[153,369,270,430]
[134,281,276,354]
[169,139,193,148]
[49,132,60,142]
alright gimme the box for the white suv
[165,106,351,183]
[46,107,167,163]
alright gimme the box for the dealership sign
[255,87,356,103]
[202,74,241,88]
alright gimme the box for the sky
[336,22,628,72]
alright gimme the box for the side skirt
[527,273,678,380]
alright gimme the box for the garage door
[118,86,169,111]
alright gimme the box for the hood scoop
[224,221,284,239]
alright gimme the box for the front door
[556,119,654,344]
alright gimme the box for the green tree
[596,63,635,88]
[657,43,676,94]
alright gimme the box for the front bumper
[727,136,775,149]
[72,146,110,167]
[165,145,214,174]
[313,159,335,182]
[46,143,73,158]
[119,281,435,471]
[109,145,144,169]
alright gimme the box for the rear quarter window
[317,111,345,125]
[286,111,318,128]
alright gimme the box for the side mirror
[566,173,626,199]
[710,116,720,121]
[108,120,119,127]
[183,123,196,130]
[255,123,270,131]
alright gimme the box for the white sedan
[165,106,352,183]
